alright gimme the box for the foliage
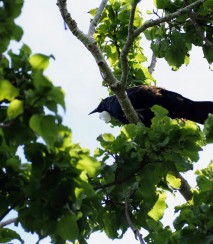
[90,0,155,87]
[147,0,213,69]
[0,1,100,243]
[0,0,213,244]
[171,162,213,243]
[92,106,205,239]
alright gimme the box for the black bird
[89,85,213,126]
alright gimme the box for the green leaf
[166,174,181,189]
[76,155,100,177]
[203,45,213,63]
[103,212,118,239]
[20,44,32,56]
[29,115,58,147]
[203,0,213,10]
[88,8,97,17]
[6,156,20,170]
[148,192,167,221]
[154,0,170,9]
[165,48,185,69]
[102,133,115,142]
[12,24,23,41]
[7,99,24,120]
[29,54,51,70]
[0,80,19,101]
[0,228,24,244]
[33,71,52,92]
[151,104,168,116]
[204,114,213,143]
[57,214,79,241]
[48,87,65,110]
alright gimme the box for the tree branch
[88,0,108,36]
[94,158,192,202]
[0,121,14,128]
[94,163,145,190]
[176,172,193,201]
[57,0,140,124]
[136,0,204,35]
[148,52,157,74]
[120,2,138,86]
[188,11,213,47]
[125,191,145,244]
[121,0,205,57]
[0,218,17,227]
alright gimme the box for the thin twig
[125,191,145,244]
[0,121,14,128]
[120,2,138,86]
[148,52,157,74]
[148,33,162,74]
[94,163,145,190]
[88,0,108,36]
[0,218,17,227]
[135,0,204,36]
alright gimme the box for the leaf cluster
[145,0,213,68]
[0,0,23,53]
[170,162,213,243]
[91,106,205,240]
[0,2,101,243]
[89,0,155,87]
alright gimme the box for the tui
[89,85,213,126]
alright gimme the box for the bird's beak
[89,108,98,115]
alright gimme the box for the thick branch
[0,218,17,227]
[88,0,108,36]
[176,172,193,201]
[57,0,140,124]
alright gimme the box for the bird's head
[89,97,112,123]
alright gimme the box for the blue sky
[8,0,213,243]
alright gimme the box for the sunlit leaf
[29,53,51,70]
[0,80,19,101]
[7,99,24,120]
[102,133,115,142]
[166,174,181,189]
[148,192,167,221]
[76,155,100,177]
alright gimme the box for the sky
[7,0,213,243]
